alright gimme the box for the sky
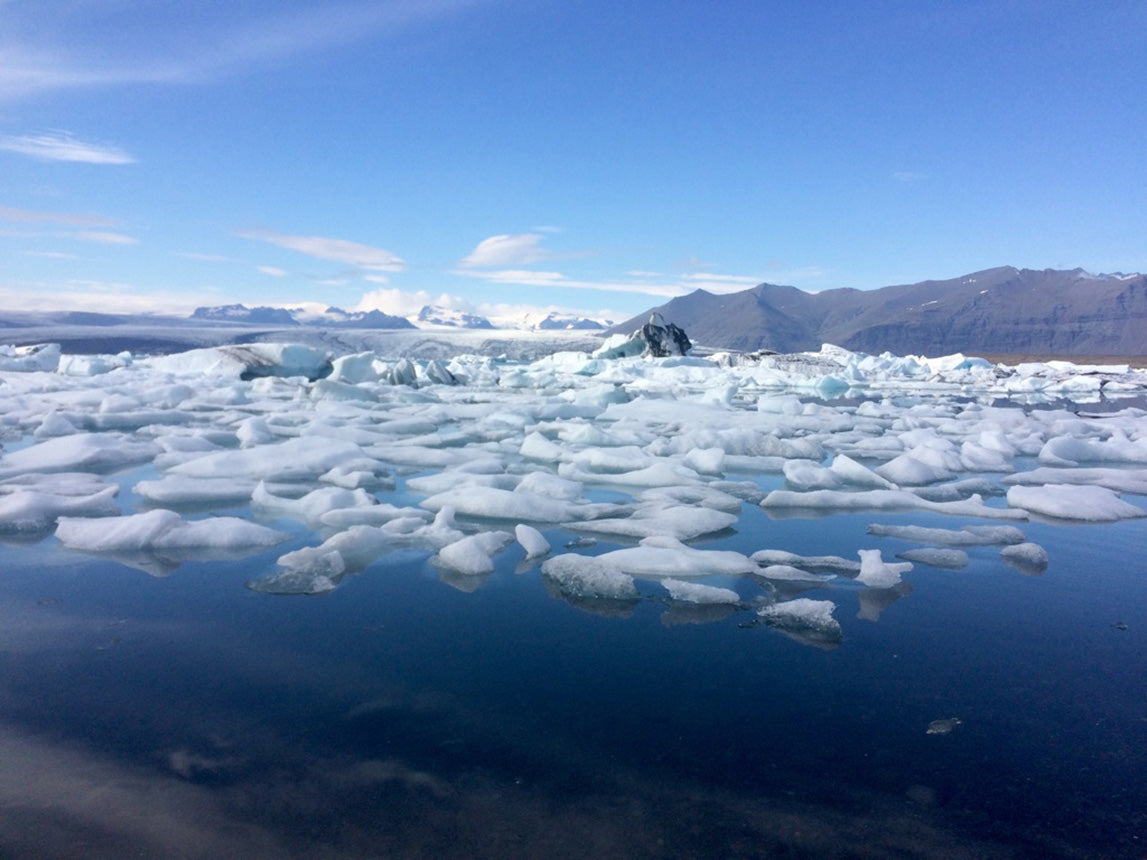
[1,0,1144,324]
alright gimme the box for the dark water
[1,493,1145,858]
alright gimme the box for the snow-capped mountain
[414,305,494,329]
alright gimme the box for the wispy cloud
[237,229,405,273]
[459,233,551,268]
[175,251,236,263]
[257,265,288,277]
[0,204,115,226]
[24,250,75,259]
[0,131,135,164]
[454,268,688,298]
[74,230,138,245]
[0,1,483,101]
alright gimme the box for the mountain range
[610,267,1147,356]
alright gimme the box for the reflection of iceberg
[758,598,842,649]
[660,602,739,627]
[857,582,913,622]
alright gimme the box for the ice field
[2,336,1146,857]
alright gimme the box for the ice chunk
[683,447,726,475]
[662,579,740,604]
[170,437,374,482]
[252,482,376,527]
[134,476,261,506]
[750,549,860,574]
[757,598,842,644]
[1002,466,1147,496]
[566,504,737,542]
[0,433,160,477]
[319,504,431,529]
[540,554,640,600]
[277,526,393,575]
[56,509,285,552]
[867,523,1026,546]
[1006,484,1145,522]
[762,489,1027,520]
[580,536,758,579]
[145,343,332,381]
[782,459,842,491]
[515,524,550,558]
[435,531,514,575]
[0,342,60,372]
[829,454,896,489]
[419,486,608,524]
[1000,541,1049,574]
[0,486,119,532]
[857,549,912,587]
[895,548,968,569]
[757,564,834,582]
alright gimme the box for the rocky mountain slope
[610,267,1147,355]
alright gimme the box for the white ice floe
[866,523,1026,545]
[252,482,377,527]
[515,524,551,558]
[56,509,286,552]
[565,504,737,541]
[762,489,1027,519]
[895,548,969,569]
[757,564,834,582]
[145,343,331,380]
[750,549,860,574]
[757,598,842,639]
[0,486,119,532]
[435,531,514,575]
[0,433,159,477]
[419,486,611,524]
[856,549,913,588]
[999,541,1049,572]
[565,536,758,580]
[540,554,640,601]
[1002,466,1147,496]
[1006,484,1146,521]
[662,579,740,604]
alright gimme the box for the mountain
[415,305,494,329]
[515,311,608,331]
[610,267,1147,356]
[192,304,298,325]
[190,304,414,329]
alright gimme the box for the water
[1,492,1144,858]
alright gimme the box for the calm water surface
[1,475,1145,858]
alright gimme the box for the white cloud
[455,268,686,298]
[683,273,762,285]
[24,250,75,259]
[0,280,200,314]
[257,265,288,277]
[0,1,484,102]
[355,287,464,317]
[176,251,235,263]
[73,230,138,245]
[0,204,114,226]
[237,229,405,272]
[459,233,550,268]
[0,131,135,164]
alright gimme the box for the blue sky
[1,0,1144,322]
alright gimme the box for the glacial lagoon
[1,342,1145,857]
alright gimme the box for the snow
[896,548,969,569]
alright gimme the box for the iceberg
[1006,484,1145,522]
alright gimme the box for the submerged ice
[2,336,1145,637]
